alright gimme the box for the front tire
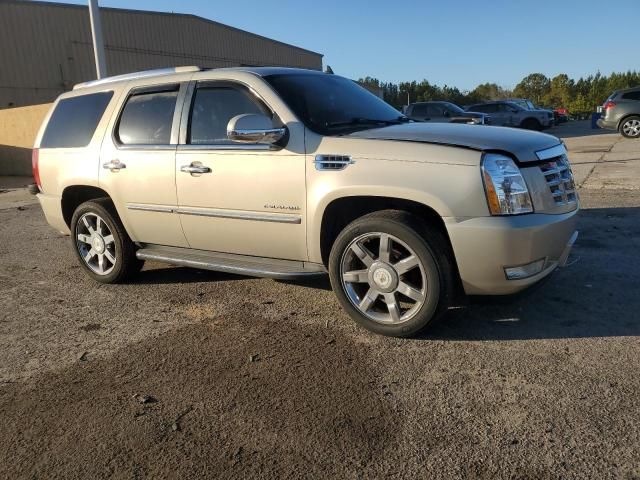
[70,199,143,283]
[521,118,542,131]
[620,116,640,138]
[328,210,454,337]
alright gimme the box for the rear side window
[117,88,178,145]
[188,86,270,145]
[410,104,427,117]
[426,104,445,116]
[474,104,496,113]
[622,91,640,101]
[41,92,113,148]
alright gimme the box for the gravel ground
[1,126,639,479]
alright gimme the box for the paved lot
[1,122,639,479]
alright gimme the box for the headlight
[481,153,533,215]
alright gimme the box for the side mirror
[227,114,286,145]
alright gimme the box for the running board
[136,244,326,280]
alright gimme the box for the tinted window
[427,104,446,117]
[443,102,465,114]
[41,92,113,148]
[474,104,497,113]
[264,73,406,135]
[622,91,640,101]
[501,102,521,112]
[410,104,428,117]
[117,89,178,145]
[189,86,269,145]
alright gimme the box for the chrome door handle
[180,164,211,174]
[103,159,126,171]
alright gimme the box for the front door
[175,80,307,261]
[100,82,189,247]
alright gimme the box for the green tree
[513,73,551,105]
[543,74,573,108]
[469,83,509,101]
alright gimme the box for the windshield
[264,73,407,135]
[443,102,465,114]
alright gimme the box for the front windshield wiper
[326,116,410,129]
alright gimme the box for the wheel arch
[520,116,541,129]
[61,185,112,228]
[317,193,457,271]
[617,114,640,131]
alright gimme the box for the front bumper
[446,209,579,295]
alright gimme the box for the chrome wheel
[622,119,640,137]
[340,232,427,324]
[75,212,116,275]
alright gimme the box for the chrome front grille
[539,154,576,205]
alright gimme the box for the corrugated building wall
[0,0,323,108]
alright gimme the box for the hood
[462,111,487,118]
[347,122,560,162]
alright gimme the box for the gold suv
[32,66,579,337]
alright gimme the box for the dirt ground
[1,122,639,479]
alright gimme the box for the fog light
[504,258,546,280]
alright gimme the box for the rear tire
[328,210,455,337]
[521,118,542,131]
[619,116,640,138]
[70,198,143,283]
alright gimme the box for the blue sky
[44,0,639,91]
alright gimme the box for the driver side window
[188,85,271,145]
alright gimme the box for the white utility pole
[88,0,107,79]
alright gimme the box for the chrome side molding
[126,203,301,224]
[175,207,301,224]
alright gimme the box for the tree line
[358,70,640,116]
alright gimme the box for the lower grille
[539,154,577,205]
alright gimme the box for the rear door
[497,103,517,126]
[99,82,189,247]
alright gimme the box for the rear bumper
[446,209,579,295]
[596,118,617,130]
[36,193,69,235]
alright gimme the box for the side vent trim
[314,154,354,171]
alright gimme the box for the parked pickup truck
[406,101,490,125]
[32,67,579,337]
[466,101,553,130]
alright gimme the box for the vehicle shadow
[547,121,617,139]
[133,265,247,284]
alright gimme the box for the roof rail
[73,66,202,90]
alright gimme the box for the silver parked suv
[33,66,579,337]
[466,101,552,130]
[597,87,640,138]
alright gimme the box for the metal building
[0,0,323,108]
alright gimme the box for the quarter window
[622,91,640,101]
[41,92,113,148]
[188,86,270,145]
[117,88,178,145]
